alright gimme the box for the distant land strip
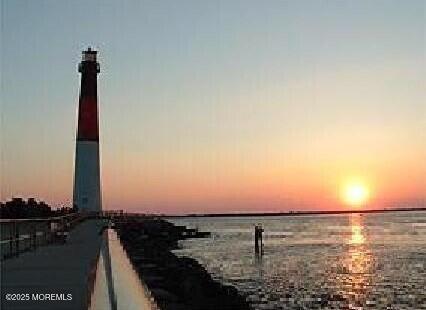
[164,207,426,218]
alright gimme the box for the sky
[1,0,425,213]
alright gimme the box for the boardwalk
[1,219,105,310]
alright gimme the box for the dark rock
[115,218,251,310]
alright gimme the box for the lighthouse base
[73,141,102,211]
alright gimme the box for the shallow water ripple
[171,211,426,310]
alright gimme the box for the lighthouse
[73,48,102,212]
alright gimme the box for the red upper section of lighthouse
[77,48,100,142]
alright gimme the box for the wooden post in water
[254,224,264,256]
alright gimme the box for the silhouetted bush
[0,198,75,219]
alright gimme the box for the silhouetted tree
[0,198,74,219]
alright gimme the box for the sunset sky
[1,0,425,213]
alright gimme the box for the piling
[254,224,264,255]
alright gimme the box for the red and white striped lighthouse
[73,48,102,211]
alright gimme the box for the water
[170,211,426,310]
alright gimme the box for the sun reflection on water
[350,221,365,245]
[338,214,376,308]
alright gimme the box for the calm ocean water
[170,211,426,310]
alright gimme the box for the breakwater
[115,218,251,310]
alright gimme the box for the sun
[342,182,369,207]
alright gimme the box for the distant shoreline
[164,207,426,218]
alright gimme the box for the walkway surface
[1,219,106,310]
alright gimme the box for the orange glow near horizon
[341,179,370,208]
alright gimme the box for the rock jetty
[115,218,251,310]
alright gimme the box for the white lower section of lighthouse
[73,141,102,211]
